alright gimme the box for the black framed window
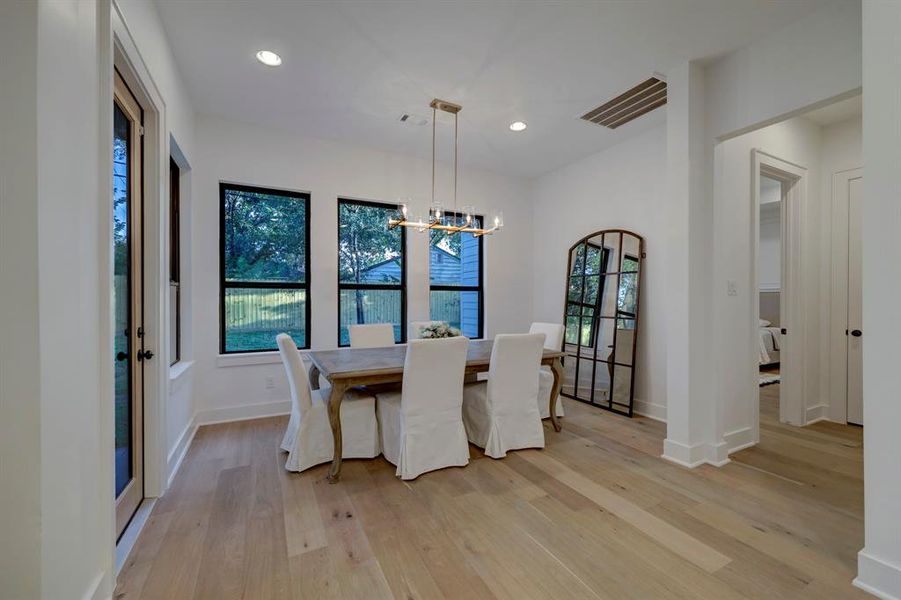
[564,242,609,347]
[429,212,483,338]
[169,158,181,365]
[220,183,311,353]
[338,198,406,346]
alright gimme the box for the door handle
[116,351,128,361]
[137,349,154,361]
[850,330,862,337]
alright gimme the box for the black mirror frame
[560,229,644,417]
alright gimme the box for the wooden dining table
[307,339,565,482]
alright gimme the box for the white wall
[530,125,667,420]
[758,193,782,293]
[191,114,533,423]
[115,0,197,484]
[856,2,901,597]
[116,0,195,161]
[663,0,862,466]
[713,110,863,446]
[714,117,824,445]
[705,0,861,141]
[0,2,42,597]
[0,1,116,598]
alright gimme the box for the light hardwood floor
[116,387,866,599]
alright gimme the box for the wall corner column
[855,1,901,597]
[662,61,720,467]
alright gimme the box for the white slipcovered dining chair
[529,322,566,418]
[376,336,470,480]
[349,323,395,348]
[462,333,546,458]
[408,320,445,340]
[277,334,380,472]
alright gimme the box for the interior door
[113,71,145,538]
[847,177,863,425]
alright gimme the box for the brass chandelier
[388,99,503,237]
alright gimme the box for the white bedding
[759,326,781,365]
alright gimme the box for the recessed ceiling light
[509,121,527,132]
[255,50,282,67]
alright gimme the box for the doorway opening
[723,93,864,571]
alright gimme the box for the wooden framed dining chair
[529,322,566,418]
[462,333,546,458]
[349,323,395,348]
[276,334,380,472]
[375,336,470,480]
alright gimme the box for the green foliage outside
[224,188,307,283]
[338,202,403,340]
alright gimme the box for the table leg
[549,358,563,432]
[326,382,347,483]
[308,364,321,391]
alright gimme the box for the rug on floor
[759,373,780,387]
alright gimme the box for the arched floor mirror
[561,229,644,416]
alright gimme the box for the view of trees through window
[338,199,405,346]
[429,213,483,338]
[618,255,640,329]
[221,184,309,352]
[565,243,609,346]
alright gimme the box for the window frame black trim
[219,182,312,354]
[337,197,407,347]
[427,211,485,340]
[169,157,181,366]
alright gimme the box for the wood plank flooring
[115,387,866,599]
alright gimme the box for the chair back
[401,336,469,421]
[487,333,545,414]
[409,320,445,340]
[277,334,313,412]
[529,322,565,350]
[349,323,395,348]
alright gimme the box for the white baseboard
[662,427,756,469]
[634,399,666,422]
[724,426,756,455]
[82,569,111,600]
[662,438,728,468]
[195,399,291,426]
[855,550,901,600]
[805,403,828,424]
[166,418,198,488]
[115,498,156,576]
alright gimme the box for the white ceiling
[156,0,827,178]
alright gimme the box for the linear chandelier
[388,99,503,238]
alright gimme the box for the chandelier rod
[431,104,437,209]
[454,110,458,219]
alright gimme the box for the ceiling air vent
[399,113,429,127]
[580,76,667,129]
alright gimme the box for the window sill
[217,351,286,368]
[169,360,194,382]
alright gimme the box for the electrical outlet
[264,376,275,389]
[727,280,738,296]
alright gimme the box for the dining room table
[307,338,565,482]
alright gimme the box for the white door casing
[752,150,807,432]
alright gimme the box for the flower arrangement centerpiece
[419,322,462,339]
